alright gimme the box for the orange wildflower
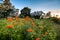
[7,25,13,29]
[14,16,20,21]
[25,16,30,19]
[25,16,32,21]
[41,34,45,37]
[28,18,32,21]
[45,32,48,35]
[32,21,35,26]
[13,22,18,26]
[16,18,20,22]
[15,16,19,19]
[23,19,26,23]
[27,29,34,32]
[7,17,12,22]
[36,38,40,40]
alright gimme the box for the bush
[0,16,57,40]
[50,17,60,24]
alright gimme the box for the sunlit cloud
[51,9,60,18]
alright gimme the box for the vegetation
[31,11,45,19]
[20,7,31,18]
[50,17,60,40]
[0,1,60,40]
[0,16,58,40]
[0,4,13,18]
[46,11,51,17]
[50,17,60,24]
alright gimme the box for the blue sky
[0,0,60,13]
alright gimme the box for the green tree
[0,4,6,18]
[20,7,31,18]
[0,5,13,18]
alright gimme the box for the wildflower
[13,22,18,26]
[45,32,48,35]
[15,16,19,19]
[41,34,45,37]
[15,16,20,21]
[27,29,34,32]
[23,19,26,23]
[7,25,13,29]
[14,16,20,21]
[7,17,12,22]
[16,18,20,22]
[25,16,32,21]
[32,21,35,26]
[36,38,40,40]
[25,16,30,19]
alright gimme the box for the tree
[31,11,45,19]
[0,0,15,18]
[46,11,51,18]
[0,4,6,18]
[0,9,13,18]
[46,11,51,17]
[2,11,9,18]
[20,7,31,18]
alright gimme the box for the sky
[0,0,60,13]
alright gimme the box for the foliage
[31,11,45,19]
[0,4,11,18]
[20,7,31,18]
[46,11,51,17]
[0,9,14,18]
[49,17,60,40]
[0,16,57,40]
[0,2,15,18]
[50,17,60,24]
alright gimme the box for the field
[0,16,60,40]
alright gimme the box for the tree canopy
[20,7,31,18]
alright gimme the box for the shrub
[50,17,60,24]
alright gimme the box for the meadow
[0,16,60,40]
